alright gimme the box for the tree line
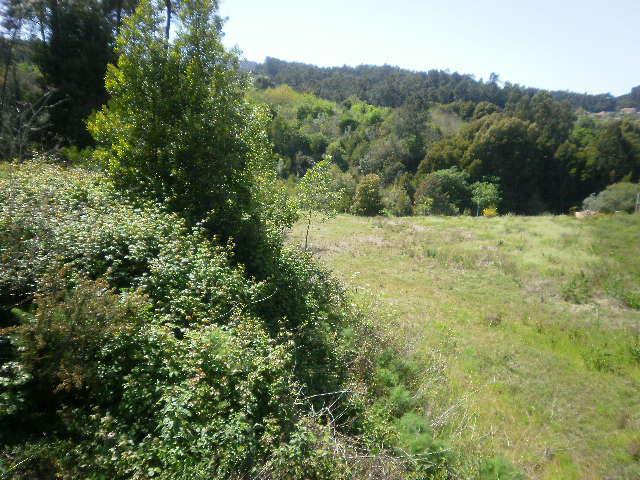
[249,57,640,113]
[255,83,640,215]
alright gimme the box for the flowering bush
[482,206,499,217]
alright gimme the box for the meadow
[290,213,640,479]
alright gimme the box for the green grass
[289,213,640,479]
[0,162,11,179]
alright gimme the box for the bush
[582,182,640,213]
[328,165,357,212]
[0,162,371,478]
[482,206,498,217]
[351,174,383,216]
[384,183,413,216]
[0,162,457,479]
[471,180,502,215]
[413,196,434,216]
[414,167,471,215]
[478,457,524,480]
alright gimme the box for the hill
[245,57,639,112]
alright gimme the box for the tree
[351,174,383,216]
[583,182,640,213]
[414,167,471,215]
[296,156,343,250]
[462,116,544,213]
[471,181,501,216]
[35,0,115,145]
[472,101,500,120]
[89,0,288,273]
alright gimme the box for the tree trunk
[0,24,20,112]
[164,0,172,47]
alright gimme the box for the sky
[218,0,640,96]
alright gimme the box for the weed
[629,439,640,462]
[561,271,592,304]
[486,313,502,327]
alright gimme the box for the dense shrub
[328,164,357,212]
[384,182,413,216]
[0,162,456,478]
[414,167,471,215]
[0,163,339,476]
[582,181,640,213]
[352,174,384,216]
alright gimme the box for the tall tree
[89,0,285,272]
[35,0,114,145]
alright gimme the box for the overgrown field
[290,213,640,479]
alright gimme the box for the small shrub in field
[478,457,524,480]
[619,289,640,310]
[630,339,640,363]
[629,438,640,461]
[482,206,498,217]
[413,196,434,216]
[583,346,616,373]
[384,183,413,216]
[561,271,591,304]
[351,174,383,216]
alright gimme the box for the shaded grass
[289,213,640,479]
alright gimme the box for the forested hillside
[247,57,640,112]
[253,83,640,215]
[1,0,638,217]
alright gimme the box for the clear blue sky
[218,0,640,96]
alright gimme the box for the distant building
[620,107,637,114]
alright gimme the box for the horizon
[219,0,640,97]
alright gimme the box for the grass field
[290,213,640,479]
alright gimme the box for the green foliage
[561,271,592,303]
[327,164,357,212]
[351,174,383,216]
[413,196,434,216]
[250,69,640,216]
[297,157,344,249]
[384,181,413,216]
[0,161,391,478]
[35,0,114,146]
[583,181,640,213]
[297,157,343,217]
[473,101,500,120]
[478,457,524,480]
[414,167,471,215]
[471,181,502,214]
[89,0,290,275]
[462,115,546,213]
[254,57,622,112]
[0,161,460,478]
